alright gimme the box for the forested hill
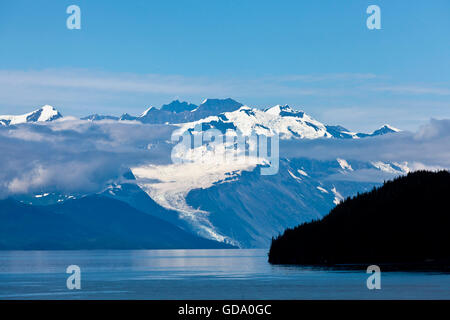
[268,171,450,269]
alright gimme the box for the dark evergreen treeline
[268,170,450,269]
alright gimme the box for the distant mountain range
[0,98,411,249]
[1,99,399,139]
[82,98,243,124]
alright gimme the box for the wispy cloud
[266,73,379,83]
[0,69,379,98]
[0,69,228,95]
[370,85,450,96]
[1,70,447,102]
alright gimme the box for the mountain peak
[119,113,138,121]
[265,104,305,118]
[140,106,154,117]
[380,124,400,132]
[200,98,242,107]
[0,105,62,125]
[266,104,289,114]
[193,98,243,118]
[160,100,197,113]
[371,124,401,136]
[35,105,62,121]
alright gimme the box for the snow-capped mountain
[117,100,405,247]
[3,98,411,249]
[175,105,330,139]
[325,124,400,139]
[80,98,400,140]
[370,124,401,136]
[0,105,62,126]
[114,98,243,124]
[2,100,400,141]
[174,104,399,140]
[129,156,411,247]
[12,156,412,248]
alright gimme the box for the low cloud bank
[281,119,450,169]
[0,118,449,198]
[0,120,174,198]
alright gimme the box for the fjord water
[0,249,449,299]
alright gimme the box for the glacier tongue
[131,159,261,246]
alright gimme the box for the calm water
[0,249,449,299]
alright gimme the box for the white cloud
[280,119,450,169]
[266,73,378,83]
[0,118,448,198]
[0,120,174,198]
[371,85,450,96]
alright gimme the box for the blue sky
[0,0,449,131]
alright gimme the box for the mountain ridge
[0,195,234,250]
